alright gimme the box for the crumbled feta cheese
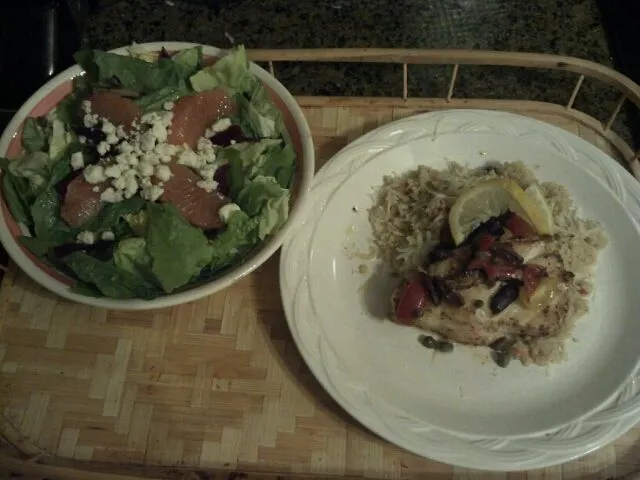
[199,166,216,181]
[81,100,92,114]
[159,111,173,127]
[70,151,84,171]
[230,139,237,145]
[155,165,173,182]
[139,113,155,125]
[219,203,241,223]
[139,132,156,152]
[140,177,152,188]
[102,121,116,135]
[196,179,218,193]
[97,141,110,156]
[92,186,101,193]
[101,231,115,241]
[106,133,119,145]
[76,230,95,245]
[100,187,123,203]
[83,113,99,128]
[116,125,127,138]
[118,141,134,154]
[123,176,138,199]
[141,184,164,202]
[163,101,174,111]
[112,175,127,191]
[137,161,154,177]
[78,135,87,144]
[177,149,202,169]
[196,137,214,152]
[83,165,107,184]
[211,117,232,133]
[142,151,160,165]
[151,122,168,143]
[154,143,177,157]
[104,164,122,178]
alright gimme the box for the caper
[492,350,512,368]
[436,340,454,353]
[419,335,438,349]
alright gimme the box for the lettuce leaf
[113,237,159,287]
[206,209,259,271]
[146,203,214,293]
[22,118,49,153]
[63,251,161,299]
[74,47,200,96]
[189,45,258,95]
[236,176,289,240]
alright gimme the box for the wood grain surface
[1,102,639,480]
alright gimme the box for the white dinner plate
[280,110,640,470]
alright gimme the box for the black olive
[484,217,505,237]
[411,308,424,318]
[436,340,454,353]
[489,337,515,352]
[489,282,520,314]
[419,335,438,349]
[423,276,442,306]
[443,290,465,308]
[428,244,452,263]
[492,350,512,368]
[473,299,484,308]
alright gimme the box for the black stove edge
[597,0,640,150]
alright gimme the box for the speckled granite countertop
[82,0,634,145]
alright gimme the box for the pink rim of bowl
[0,42,315,310]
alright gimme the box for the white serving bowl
[0,42,314,310]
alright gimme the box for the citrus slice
[448,178,554,245]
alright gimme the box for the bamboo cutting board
[3,47,640,479]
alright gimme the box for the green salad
[0,45,297,299]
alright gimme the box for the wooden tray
[2,49,640,480]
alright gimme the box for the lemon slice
[448,178,554,245]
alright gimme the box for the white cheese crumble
[101,231,115,241]
[163,101,174,111]
[97,141,110,156]
[81,100,92,114]
[76,230,95,245]
[211,117,232,133]
[141,184,164,202]
[137,161,154,177]
[83,165,107,184]
[102,121,116,135]
[196,179,218,193]
[155,165,172,182]
[70,151,85,171]
[104,164,122,178]
[199,166,216,181]
[219,203,240,223]
[106,133,119,145]
[177,149,202,169]
[83,113,99,128]
[100,187,123,203]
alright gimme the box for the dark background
[0,0,639,143]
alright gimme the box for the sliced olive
[423,276,442,306]
[490,282,520,314]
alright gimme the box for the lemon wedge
[448,178,554,245]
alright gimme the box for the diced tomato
[522,264,548,297]
[504,213,536,237]
[394,280,428,325]
[485,264,522,282]
[475,233,495,252]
